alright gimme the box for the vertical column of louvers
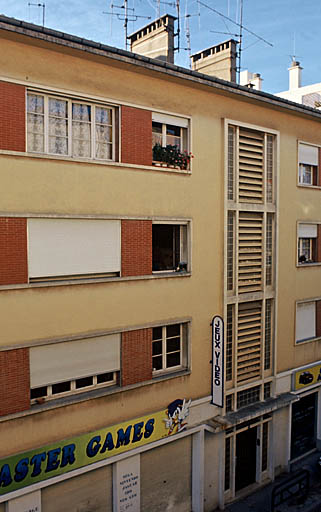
[238,128,264,203]
[237,301,262,383]
[226,122,276,392]
[238,212,263,293]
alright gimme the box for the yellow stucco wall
[0,28,320,455]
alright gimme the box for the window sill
[0,369,191,423]
[297,183,321,190]
[0,150,192,175]
[297,262,321,267]
[295,336,321,345]
[0,271,191,291]
[152,161,190,172]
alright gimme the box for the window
[30,334,120,402]
[296,300,321,343]
[298,143,319,186]
[236,385,261,409]
[152,113,189,169]
[27,218,121,281]
[27,92,115,161]
[298,223,321,264]
[152,223,188,272]
[152,323,187,374]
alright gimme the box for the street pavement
[221,452,321,512]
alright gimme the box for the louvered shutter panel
[237,301,262,383]
[238,212,263,293]
[238,128,264,203]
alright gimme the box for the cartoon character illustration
[164,398,191,435]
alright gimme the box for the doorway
[291,392,317,459]
[235,427,257,491]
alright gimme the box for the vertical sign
[113,454,140,512]
[211,315,224,407]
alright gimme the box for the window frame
[295,299,321,344]
[26,91,116,162]
[152,220,190,273]
[152,323,188,375]
[298,141,320,188]
[152,112,190,170]
[29,333,121,403]
[30,371,118,404]
[297,222,320,266]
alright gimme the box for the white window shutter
[30,334,121,387]
[152,112,189,128]
[28,218,121,278]
[299,143,318,165]
[296,302,316,342]
[298,224,317,238]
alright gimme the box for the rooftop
[1,14,321,121]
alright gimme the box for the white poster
[211,315,224,407]
[113,454,140,512]
[6,490,41,512]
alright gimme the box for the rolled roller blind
[30,334,121,387]
[296,302,316,342]
[152,112,189,128]
[298,223,317,238]
[299,143,318,166]
[28,218,120,278]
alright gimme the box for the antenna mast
[28,2,45,26]
[104,1,151,50]
[237,0,243,83]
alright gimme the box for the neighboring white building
[239,70,263,91]
[276,60,321,108]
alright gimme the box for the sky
[1,0,321,94]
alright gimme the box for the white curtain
[95,106,112,159]
[72,103,91,158]
[27,94,44,152]
[48,98,68,155]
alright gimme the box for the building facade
[0,14,320,512]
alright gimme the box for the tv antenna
[146,0,182,54]
[184,10,200,65]
[104,1,151,49]
[28,2,45,26]
[197,0,273,82]
[155,0,176,18]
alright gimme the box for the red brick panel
[0,348,30,416]
[0,81,25,152]
[316,300,321,338]
[121,329,152,386]
[318,149,321,187]
[317,225,321,262]
[121,106,152,166]
[121,220,152,277]
[0,218,28,285]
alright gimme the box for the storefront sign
[293,363,321,390]
[113,455,140,512]
[0,399,190,497]
[211,315,224,407]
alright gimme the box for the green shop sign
[0,398,191,497]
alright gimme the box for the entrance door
[291,393,317,459]
[235,427,257,492]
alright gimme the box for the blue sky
[1,0,321,93]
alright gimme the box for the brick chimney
[190,40,237,82]
[128,14,176,64]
